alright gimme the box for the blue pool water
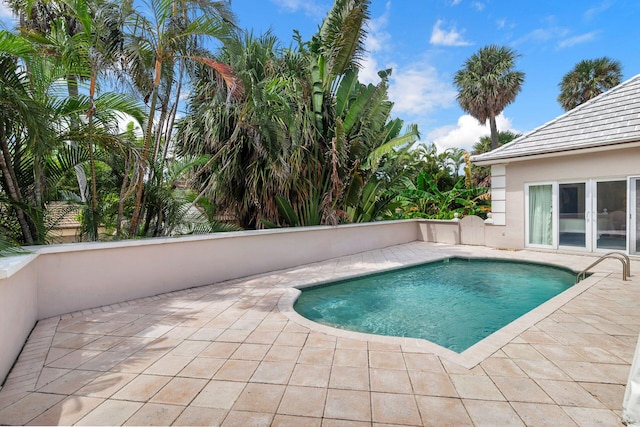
[294,258,576,352]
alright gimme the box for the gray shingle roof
[471,73,640,165]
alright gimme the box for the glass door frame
[592,178,628,254]
[557,180,590,252]
[525,178,633,254]
[629,176,640,255]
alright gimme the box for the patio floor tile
[323,389,371,422]
[190,380,245,410]
[171,406,228,426]
[250,361,296,384]
[535,379,606,408]
[75,399,143,426]
[511,402,578,426]
[462,399,525,427]
[0,393,65,425]
[289,363,332,388]
[111,374,171,402]
[415,395,472,427]
[0,243,637,426]
[122,402,184,426]
[370,368,413,393]
[369,350,406,370]
[408,370,458,397]
[25,395,103,426]
[271,414,322,426]
[74,372,137,398]
[492,376,554,403]
[329,366,369,391]
[220,410,273,427]
[263,345,302,363]
[149,377,207,406]
[371,392,422,425]
[561,406,623,426]
[277,386,326,418]
[333,349,369,367]
[449,374,505,401]
[213,359,260,381]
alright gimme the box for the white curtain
[529,185,553,245]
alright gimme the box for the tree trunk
[68,77,89,202]
[129,58,162,235]
[0,130,34,244]
[489,114,499,150]
[116,151,131,237]
[87,70,99,240]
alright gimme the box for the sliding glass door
[595,180,627,251]
[559,183,587,249]
[526,179,631,253]
[631,178,640,255]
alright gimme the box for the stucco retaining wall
[0,218,477,384]
[0,255,38,386]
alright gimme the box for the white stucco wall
[484,146,640,249]
[0,255,38,386]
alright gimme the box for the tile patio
[0,242,638,426]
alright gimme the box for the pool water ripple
[294,258,575,352]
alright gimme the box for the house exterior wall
[485,146,640,250]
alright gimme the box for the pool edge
[277,256,606,369]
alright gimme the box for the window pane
[559,183,586,247]
[596,180,627,250]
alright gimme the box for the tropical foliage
[0,0,494,254]
[470,130,520,187]
[176,0,422,228]
[558,57,622,111]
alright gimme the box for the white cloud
[427,114,514,152]
[451,0,462,5]
[359,55,382,85]
[0,0,15,19]
[359,1,392,85]
[558,32,598,49]
[269,0,328,18]
[472,1,485,11]
[584,1,613,21]
[388,65,457,116]
[429,20,472,46]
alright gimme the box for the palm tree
[453,45,524,150]
[557,57,622,111]
[176,30,296,229]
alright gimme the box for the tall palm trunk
[129,58,162,235]
[0,129,34,244]
[86,71,99,239]
[68,77,89,202]
[488,114,499,150]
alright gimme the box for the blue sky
[228,0,640,151]
[2,0,640,151]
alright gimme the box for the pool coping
[278,254,607,369]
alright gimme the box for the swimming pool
[293,258,576,352]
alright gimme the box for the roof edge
[472,139,640,166]
[471,72,640,164]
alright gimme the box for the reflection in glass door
[631,178,640,255]
[596,180,627,251]
[559,183,586,248]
